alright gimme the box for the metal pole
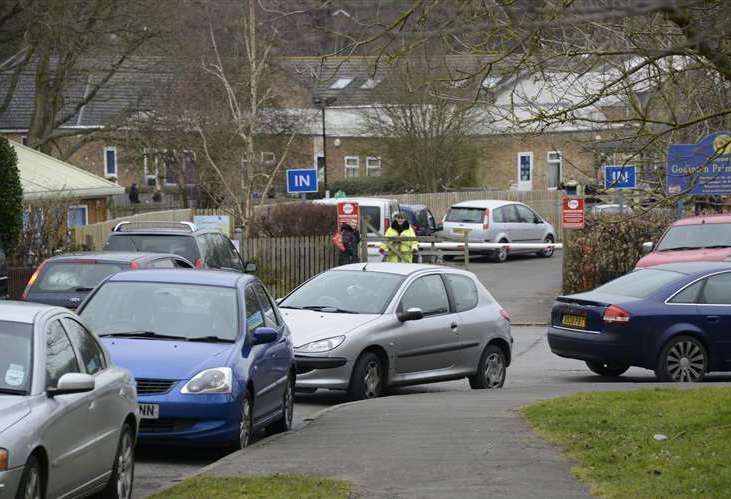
[321,106,329,197]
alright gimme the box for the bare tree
[18,197,79,266]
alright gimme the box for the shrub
[329,176,411,196]
[562,211,674,294]
[250,202,337,237]
[0,137,23,254]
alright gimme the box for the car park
[103,221,250,272]
[78,269,295,449]
[636,213,731,268]
[0,301,138,499]
[21,252,193,309]
[442,200,556,262]
[278,263,512,400]
[547,262,731,382]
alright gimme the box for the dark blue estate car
[78,269,295,448]
[548,262,731,382]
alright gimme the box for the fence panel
[8,267,35,300]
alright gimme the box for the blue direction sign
[667,131,731,195]
[286,168,318,193]
[604,164,637,190]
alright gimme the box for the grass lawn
[149,474,351,499]
[523,387,731,498]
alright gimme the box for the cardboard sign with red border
[562,196,585,229]
[337,202,360,230]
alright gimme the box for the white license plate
[138,403,159,420]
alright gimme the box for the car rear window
[446,207,485,223]
[595,268,682,298]
[655,223,731,251]
[36,262,126,292]
[104,234,199,262]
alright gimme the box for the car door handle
[706,315,721,323]
[450,322,459,331]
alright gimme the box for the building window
[261,151,276,164]
[316,155,325,181]
[344,156,359,178]
[67,205,89,228]
[163,153,178,186]
[329,78,353,89]
[104,146,118,178]
[517,152,533,191]
[366,157,382,177]
[20,135,28,146]
[183,150,196,185]
[546,151,562,190]
[144,149,158,186]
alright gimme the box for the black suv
[103,221,249,272]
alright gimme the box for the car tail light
[21,261,46,300]
[500,308,510,322]
[384,218,390,231]
[483,209,490,230]
[129,261,140,270]
[603,305,630,323]
[194,258,204,269]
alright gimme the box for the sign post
[562,196,585,230]
[286,169,319,194]
[603,164,637,213]
[337,201,360,230]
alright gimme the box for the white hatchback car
[442,200,557,262]
[0,302,138,499]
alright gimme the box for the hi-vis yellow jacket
[379,226,418,263]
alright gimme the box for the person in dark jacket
[338,223,361,265]
[129,183,140,203]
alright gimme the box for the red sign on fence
[562,197,585,229]
[337,202,360,230]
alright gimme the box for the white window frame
[315,154,325,181]
[261,151,276,164]
[546,151,562,190]
[67,205,89,227]
[366,156,382,176]
[104,146,118,179]
[517,152,533,191]
[344,156,360,178]
[162,152,179,187]
[143,149,158,186]
[329,78,353,89]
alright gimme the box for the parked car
[21,252,193,309]
[400,204,441,236]
[0,301,138,499]
[278,263,512,400]
[589,203,634,216]
[547,262,731,382]
[103,221,251,272]
[0,246,7,299]
[78,269,295,449]
[442,200,556,262]
[636,214,731,268]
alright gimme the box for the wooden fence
[8,267,35,300]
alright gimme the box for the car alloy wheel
[21,457,41,499]
[239,394,253,448]
[363,360,382,398]
[116,428,134,499]
[484,352,506,388]
[663,338,706,382]
[492,240,509,263]
[540,235,555,257]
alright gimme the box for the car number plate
[562,314,587,329]
[138,403,159,420]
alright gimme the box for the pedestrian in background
[335,222,361,265]
[129,182,140,203]
[380,212,418,263]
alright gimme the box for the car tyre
[266,375,294,435]
[469,344,506,389]
[538,235,555,258]
[348,352,385,401]
[98,423,134,499]
[16,454,42,499]
[490,240,509,263]
[585,361,630,377]
[233,391,254,450]
[655,335,707,382]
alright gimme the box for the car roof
[106,268,252,287]
[450,199,516,209]
[672,213,731,226]
[0,301,66,324]
[315,197,398,206]
[108,229,208,236]
[44,252,184,263]
[332,262,456,276]
[645,261,731,275]
[400,204,427,212]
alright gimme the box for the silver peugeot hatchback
[279,263,512,400]
[0,302,138,499]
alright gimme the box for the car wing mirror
[641,241,654,254]
[47,373,95,397]
[252,327,278,345]
[244,261,257,273]
[397,307,424,322]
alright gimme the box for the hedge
[329,176,410,196]
[562,211,674,294]
[250,202,337,237]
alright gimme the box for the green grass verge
[149,474,351,499]
[522,387,731,498]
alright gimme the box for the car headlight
[0,448,7,471]
[181,367,233,394]
[295,335,345,353]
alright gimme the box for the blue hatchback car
[78,269,295,448]
[548,262,731,382]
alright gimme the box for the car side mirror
[397,307,424,322]
[252,327,278,345]
[48,373,95,397]
[534,217,542,224]
[641,241,654,254]
[244,262,257,273]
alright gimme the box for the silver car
[442,200,557,262]
[279,263,512,400]
[0,302,138,499]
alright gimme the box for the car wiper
[75,287,94,292]
[99,331,188,341]
[0,388,26,395]
[187,336,235,343]
[302,305,358,314]
[658,246,701,252]
[277,305,302,309]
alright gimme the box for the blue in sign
[286,168,318,193]
[667,131,731,195]
[604,165,636,190]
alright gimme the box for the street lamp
[313,96,337,196]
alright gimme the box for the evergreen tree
[0,137,23,254]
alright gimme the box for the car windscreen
[0,321,33,394]
[655,223,731,251]
[280,270,404,314]
[81,282,239,341]
[361,206,381,234]
[594,269,683,298]
[446,207,485,223]
[35,262,126,292]
[105,234,199,262]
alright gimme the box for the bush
[250,203,337,237]
[0,137,23,254]
[563,212,674,294]
[329,176,410,196]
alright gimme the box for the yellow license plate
[562,314,587,329]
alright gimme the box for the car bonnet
[280,309,381,347]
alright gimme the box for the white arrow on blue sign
[603,165,637,190]
[286,168,319,193]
